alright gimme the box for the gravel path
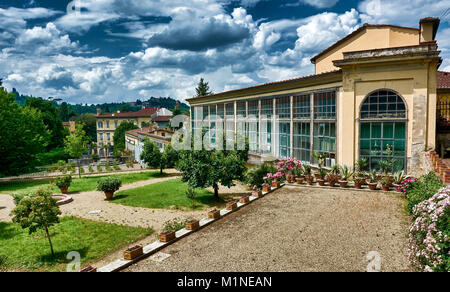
[126,186,411,272]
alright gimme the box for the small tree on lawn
[161,143,179,173]
[10,189,61,258]
[140,139,162,171]
[64,124,88,178]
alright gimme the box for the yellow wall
[96,117,152,146]
[315,27,419,74]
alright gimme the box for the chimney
[96,108,101,116]
[420,17,440,43]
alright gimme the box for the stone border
[96,184,285,272]
[284,182,401,193]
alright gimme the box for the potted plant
[185,218,200,231]
[91,154,99,163]
[226,200,238,211]
[392,171,407,191]
[271,172,283,188]
[159,230,176,242]
[208,208,220,219]
[54,175,72,194]
[339,166,354,188]
[286,173,295,183]
[316,168,327,186]
[367,170,378,191]
[295,168,304,184]
[262,183,271,193]
[302,165,314,185]
[96,177,122,200]
[252,185,263,196]
[123,245,143,260]
[380,176,392,192]
[353,177,366,189]
[239,194,250,204]
[80,265,97,272]
[326,173,339,187]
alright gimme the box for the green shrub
[88,165,94,173]
[36,148,70,167]
[79,167,85,174]
[244,162,276,188]
[405,172,444,214]
[0,255,7,272]
[105,161,112,172]
[97,165,103,172]
[96,177,122,193]
[113,161,121,171]
[54,175,72,188]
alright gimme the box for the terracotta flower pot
[226,201,238,211]
[208,209,220,219]
[253,190,263,197]
[262,186,271,192]
[272,181,281,188]
[239,196,250,204]
[159,230,176,242]
[354,183,362,189]
[59,186,69,194]
[368,183,378,191]
[296,178,304,184]
[123,245,143,260]
[329,181,337,187]
[307,179,314,186]
[382,185,391,192]
[339,180,348,188]
[104,191,114,200]
[185,220,200,231]
[317,179,325,186]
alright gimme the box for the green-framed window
[278,122,290,158]
[293,122,310,163]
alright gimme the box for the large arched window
[359,90,407,171]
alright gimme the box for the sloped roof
[153,116,172,122]
[97,108,159,118]
[438,71,450,89]
[310,24,419,64]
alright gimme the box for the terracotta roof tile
[438,71,450,89]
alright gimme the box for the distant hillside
[11,89,190,115]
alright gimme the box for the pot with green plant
[96,177,122,200]
[252,185,263,196]
[312,152,329,176]
[392,171,407,191]
[353,177,366,189]
[54,175,72,194]
[295,168,304,184]
[239,194,250,204]
[185,217,200,231]
[302,165,314,185]
[123,245,143,260]
[159,230,176,242]
[226,200,238,211]
[208,208,220,219]
[339,166,354,188]
[368,170,379,191]
[326,173,340,187]
[262,183,271,193]
[317,168,327,186]
[380,176,392,192]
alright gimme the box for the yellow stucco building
[187,18,447,174]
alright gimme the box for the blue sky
[0,0,449,104]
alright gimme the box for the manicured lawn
[112,179,222,210]
[0,171,168,195]
[0,217,152,272]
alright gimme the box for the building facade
[125,127,174,163]
[187,18,445,174]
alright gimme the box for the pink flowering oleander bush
[402,172,444,214]
[408,185,449,272]
[277,158,302,175]
[398,177,417,194]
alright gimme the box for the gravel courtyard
[126,185,412,272]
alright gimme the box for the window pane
[361,123,371,139]
[372,124,381,138]
[383,122,394,138]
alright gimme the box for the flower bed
[408,185,449,272]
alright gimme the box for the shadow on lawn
[39,246,90,266]
[0,222,22,240]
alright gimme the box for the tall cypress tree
[195,78,212,97]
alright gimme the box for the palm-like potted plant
[317,168,327,186]
[392,171,407,192]
[339,166,354,188]
[54,175,72,194]
[302,164,314,185]
[353,176,366,189]
[312,152,329,178]
[380,176,392,192]
[96,177,122,200]
[367,170,378,191]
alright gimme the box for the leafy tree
[195,78,212,97]
[10,189,61,258]
[140,140,162,171]
[26,97,66,150]
[177,131,248,199]
[59,102,77,122]
[72,113,97,143]
[64,124,88,178]
[161,144,179,173]
[0,89,50,175]
[113,121,138,154]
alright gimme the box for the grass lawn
[112,179,223,210]
[0,171,169,195]
[0,217,152,272]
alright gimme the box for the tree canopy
[0,89,50,176]
[113,121,138,154]
[195,78,212,97]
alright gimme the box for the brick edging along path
[96,184,285,272]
